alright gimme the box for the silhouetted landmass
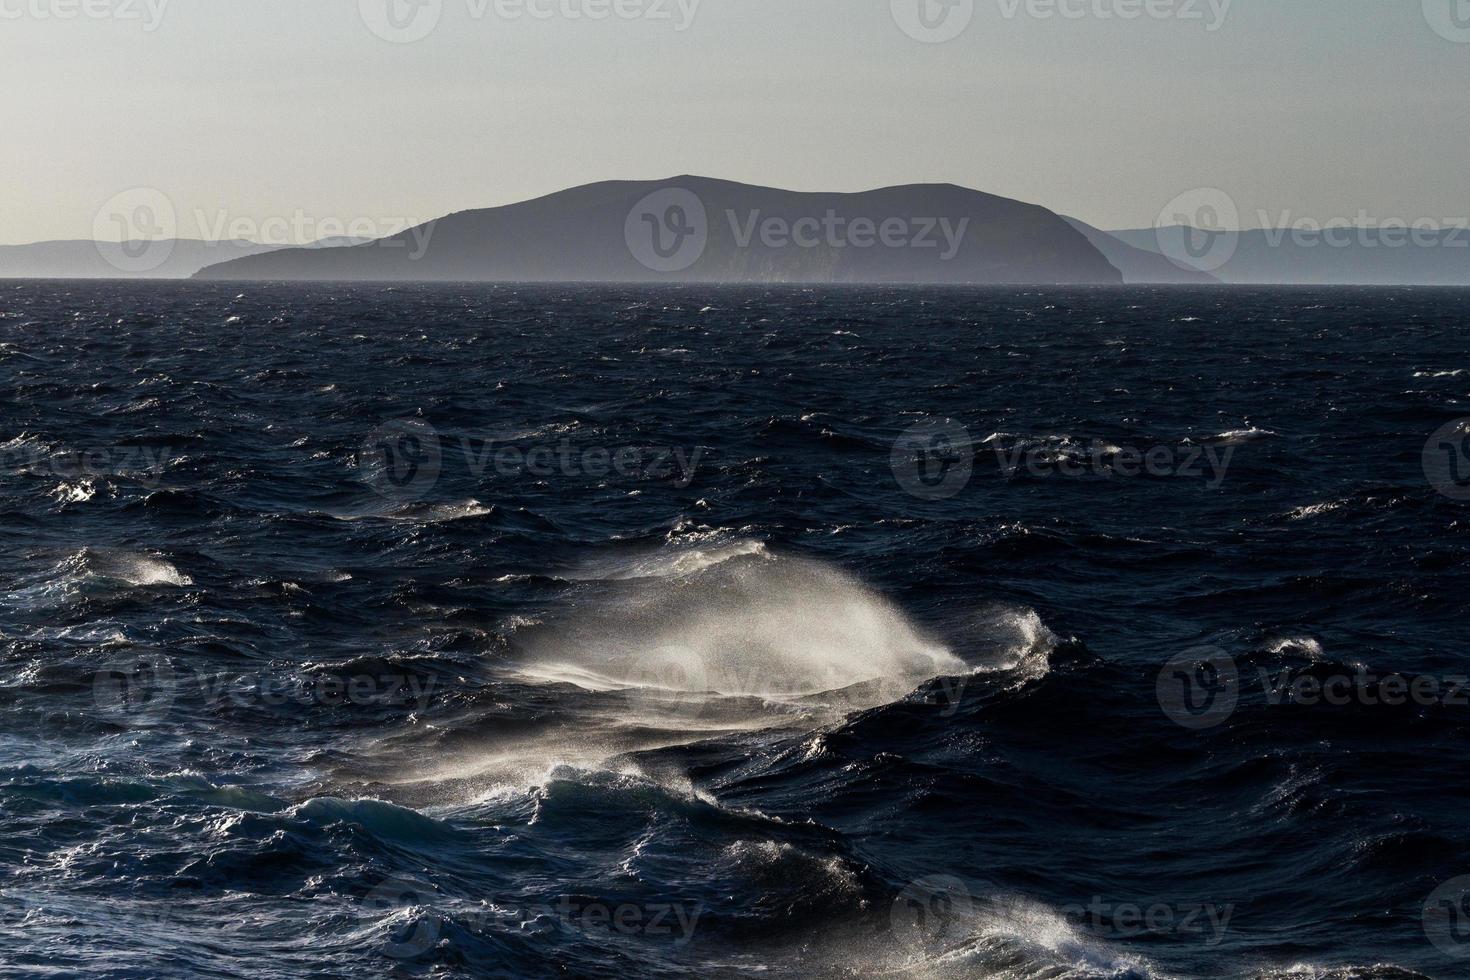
[0,238,370,280]
[1062,217,1218,284]
[19,184,1466,286]
[1111,226,1470,285]
[194,177,1123,284]
[0,240,284,280]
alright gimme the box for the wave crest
[514,548,963,713]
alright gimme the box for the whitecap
[1267,636,1326,661]
[562,538,770,582]
[51,480,98,505]
[327,499,493,524]
[1210,427,1279,445]
[514,551,961,712]
[1287,500,1345,521]
[69,548,192,588]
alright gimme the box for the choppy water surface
[2,281,1470,979]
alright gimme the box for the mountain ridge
[1110,225,1470,285]
[1062,217,1219,284]
[191,176,1124,285]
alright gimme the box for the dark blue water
[2,281,1469,979]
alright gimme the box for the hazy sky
[2,0,1466,244]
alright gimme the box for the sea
[1,281,1468,979]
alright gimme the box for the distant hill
[1062,217,1218,284]
[0,240,285,280]
[1110,226,1470,285]
[26,186,1463,286]
[0,237,371,280]
[194,177,1124,285]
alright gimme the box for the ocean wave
[563,538,771,582]
[512,549,962,719]
[1287,500,1346,520]
[938,900,1160,980]
[1265,636,1327,661]
[50,479,101,505]
[1206,427,1280,445]
[288,797,457,843]
[68,548,193,588]
[809,897,1160,980]
[1252,968,1428,980]
[958,605,1058,680]
[327,499,495,524]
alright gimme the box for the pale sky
[2,0,1466,245]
